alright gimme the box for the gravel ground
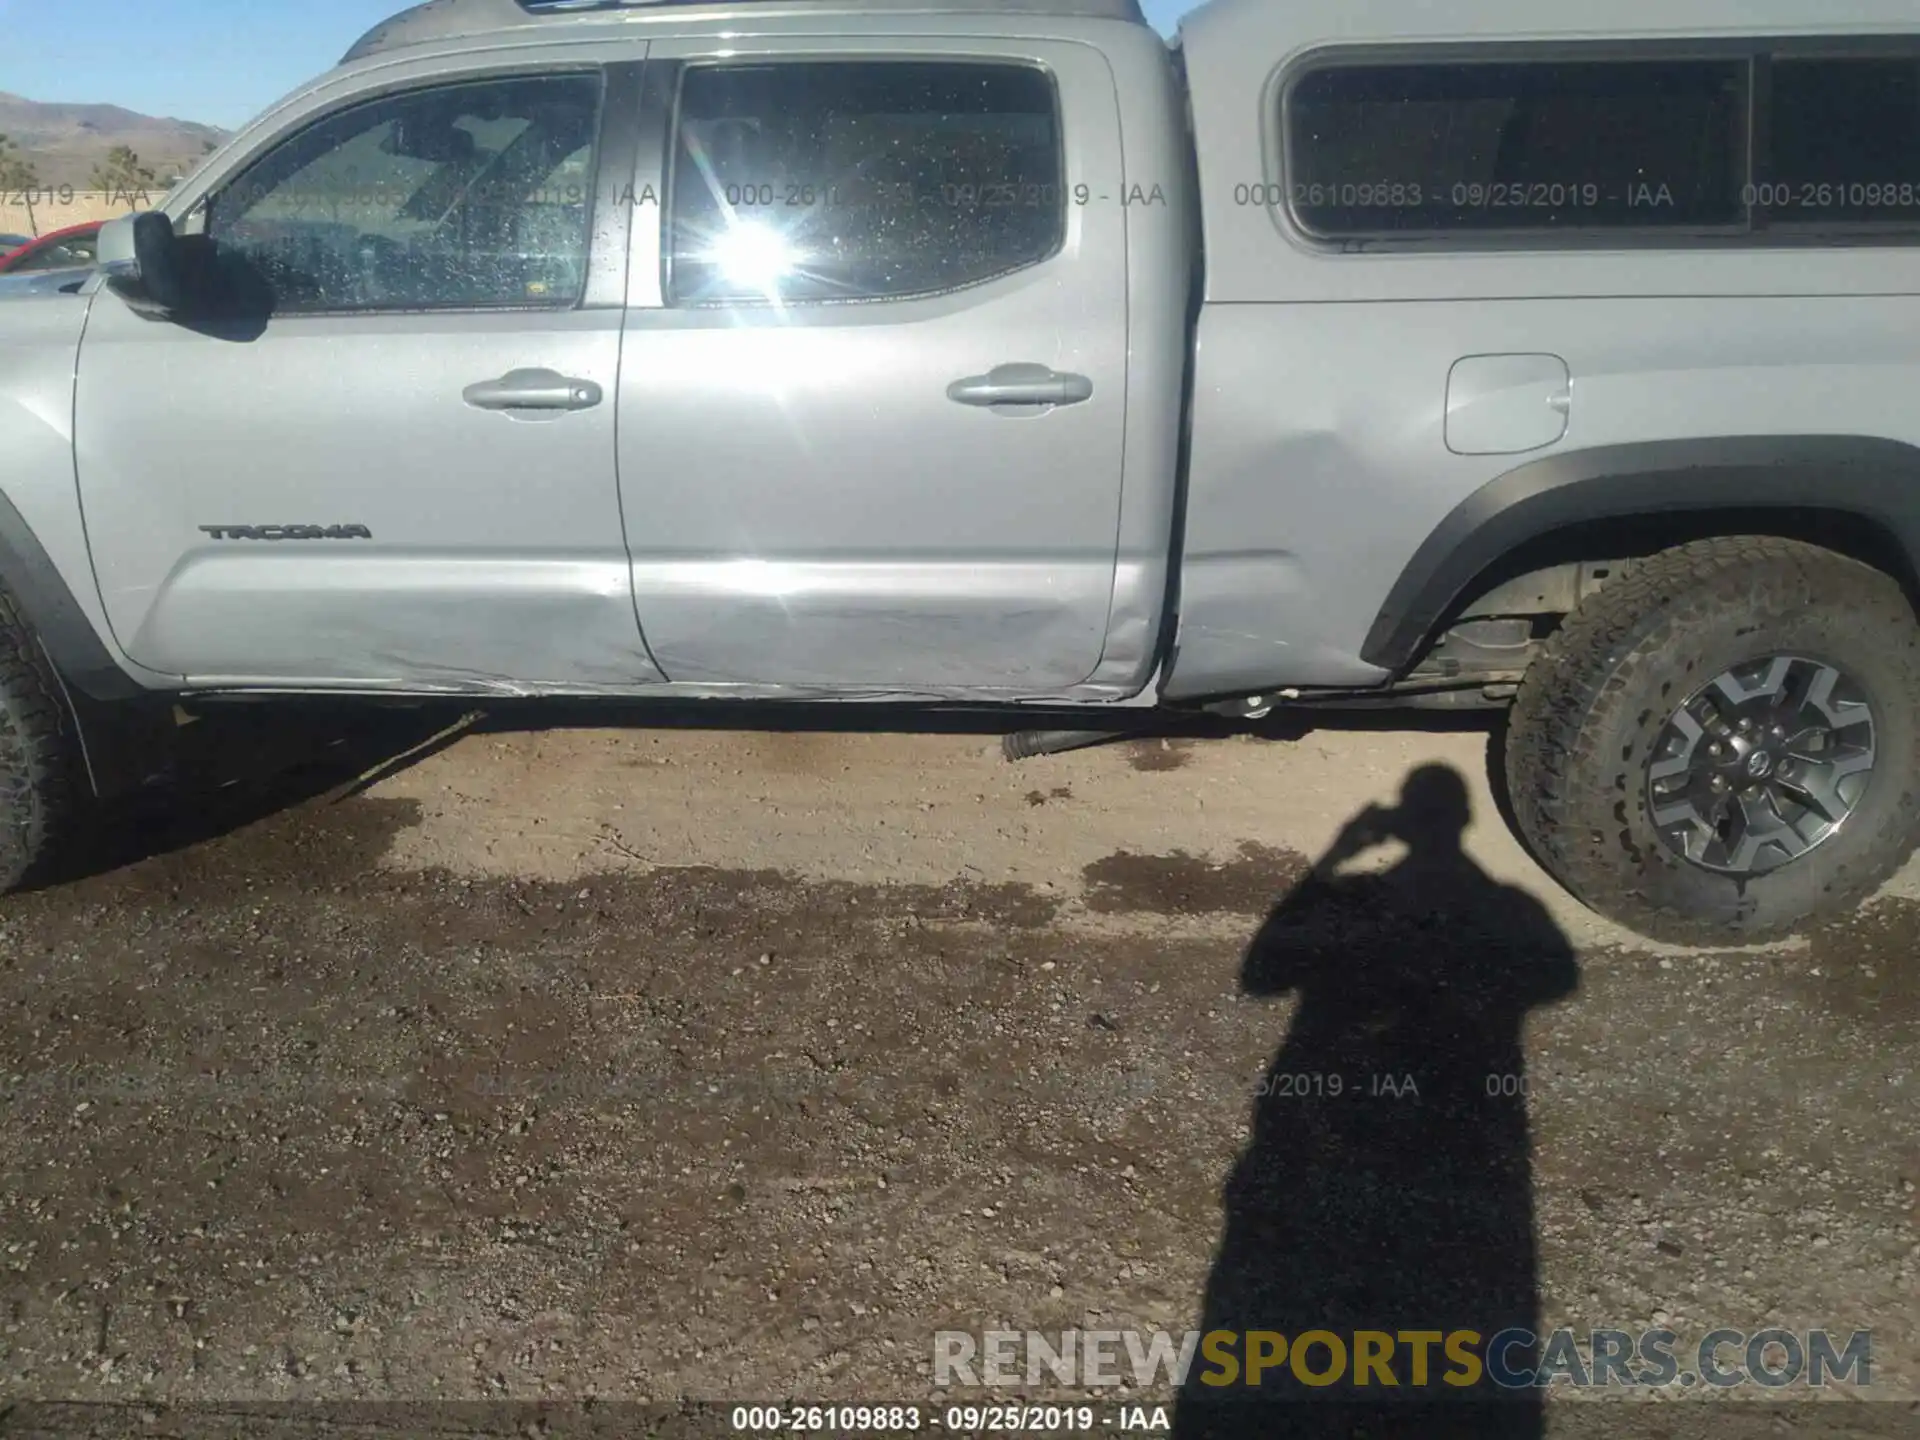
[0,703,1912,1438]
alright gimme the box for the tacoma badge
[199,525,374,541]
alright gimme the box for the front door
[74,64,660,691]
[615,42,1129,695]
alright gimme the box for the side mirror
[100,211,196,315]
[95,213,140,275]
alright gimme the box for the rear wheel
[0,583,83,891]
[1505,536,1920,944]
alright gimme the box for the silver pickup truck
[4,0,1919,945]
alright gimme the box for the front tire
[0,582,82,891]
[1505,536,1920,945]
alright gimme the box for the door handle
[463,368,603,413]
[947,363,1093,410]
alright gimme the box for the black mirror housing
[129,211,192,313]
[108,213,259,324]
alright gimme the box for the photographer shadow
[1176,764,1580,1440]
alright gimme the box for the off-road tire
[0,582,82,891]
[1505,536,1920,945]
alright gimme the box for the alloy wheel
[1646,655,1876,876]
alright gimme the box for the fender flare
[0,486,147,703]
[1360,436,1920,673]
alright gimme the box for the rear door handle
[463,368,603,412]
[947,363,1093,410]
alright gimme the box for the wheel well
[1445,506,1917,632]
[1391,507,1918,694]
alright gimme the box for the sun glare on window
[704,221,796,298]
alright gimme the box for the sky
[0,0,475,129]
[0,0,1197,131]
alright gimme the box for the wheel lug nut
[1711,776,1728,792]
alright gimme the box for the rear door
[615,39,1130,695]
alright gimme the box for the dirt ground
[0,703,1913,1438]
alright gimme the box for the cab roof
[345,0,1145,61]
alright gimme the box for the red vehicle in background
[0,222,104,275]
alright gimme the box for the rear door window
[667,61,1063,305]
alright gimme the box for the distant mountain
[0,92,229,190]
